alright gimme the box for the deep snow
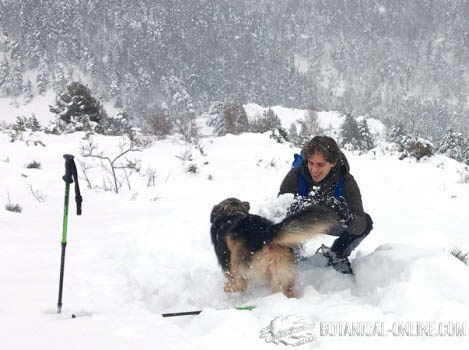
[1,103,469,349]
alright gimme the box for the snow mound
[354,244,469,319]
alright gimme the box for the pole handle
[62,154,82,215]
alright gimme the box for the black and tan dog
[210,198,340,298]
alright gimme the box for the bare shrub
[26,160,41,169]
[144,108,173,138]
[451,248,469,266]
[80,137,143,193]
[5,193,22,213]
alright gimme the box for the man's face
[307,152,336,183]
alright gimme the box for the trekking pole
[161,305,256,318]
[57,154,82,314]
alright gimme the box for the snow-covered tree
[7,62,23,96]
[207,101,225,136]
[388,121,407,144]
[297,110,323,146]
[438,129,468,164]
[36,70,49,95]
[160,74,198,143]
[340,114,375,151]
[208,101,249,136]
[53,64,67,92]
[23,79,34,103]
[222,102,249,135]
[340,113,361,150]
[0,60,8,91]
[357,118,374,150]
[49,82,107,133]
[288,123,301,146]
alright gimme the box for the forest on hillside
[0,0,468,140]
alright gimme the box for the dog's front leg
[224,237,247,293]
[224,271,247,293]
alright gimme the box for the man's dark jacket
[279,152,367,236]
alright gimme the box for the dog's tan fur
[224,236,298,297]
[211,198,340,298]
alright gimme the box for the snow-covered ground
[1,102,469,349]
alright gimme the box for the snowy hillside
[1,105,469,349]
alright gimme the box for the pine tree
[160,74,198,142]
[28,114,41,132]
[388,121,407,144]
[36,70,49,95]
[288,123,300,146]
[340,113,361,150]
[8,63,23,96]
[54,64,67,92]
[297,110,323,146]
[357,118,374,150]
[23,79,34,103]
[207,101,225,136]
[49,82,107,133]
[0,60,8,90]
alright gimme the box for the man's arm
[279,167,299,195]
[344,174,367,236]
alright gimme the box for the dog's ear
[210,203,222,223]
[242,201,250,213]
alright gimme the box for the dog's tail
[272,206,342,247]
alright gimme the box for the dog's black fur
[210,197,341,297]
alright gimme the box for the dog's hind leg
[267,246,298,298]
[224,237,247,293]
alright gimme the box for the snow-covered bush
[249,108,282,133]
[398,136,433,161]
[438,129,469,165]
[102,112,134,136]
[269,127,289,144]
[387,122,433,161]
[7,115,45,145]
[12,115,41,132]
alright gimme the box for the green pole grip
[61,182,70,244]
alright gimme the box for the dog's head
[210,197,250,223]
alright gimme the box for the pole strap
[63,154,82,215]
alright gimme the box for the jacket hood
[337,151,350,174]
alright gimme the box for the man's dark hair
[302,136,340,164]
